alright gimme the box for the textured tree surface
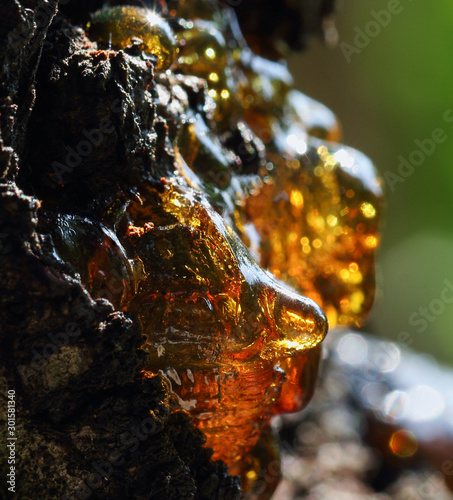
[0,1,335,499]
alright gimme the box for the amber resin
[121,180,326,473]
[78,2,383,494]
[87,6,177,70]
[243,141,382,328]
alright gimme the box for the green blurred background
[290,0,453,365]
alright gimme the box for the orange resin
[123,182,327,473]
[76,2,384,490]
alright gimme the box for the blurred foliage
[289,0,453,364]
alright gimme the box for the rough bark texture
[0,1,335,498]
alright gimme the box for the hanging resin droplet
[123,181,328,474]
[87,6,177,71]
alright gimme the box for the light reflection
[286,134,307,155]
[382,390,408,422]
[371,342,401,373]
[338,333,368,365]
[361,382,387,410]
[360,202,376,219]
[334,148,355,169]
[389,430,418,458]
[209,72,219,83]
[290,190,304,209]
[334,332,452,470]
[349,291,365,313]
[312,239,322,249]
[366,235,378,248]
[326,214,337,227]
[407,385,445,422]
[349,262,359,273]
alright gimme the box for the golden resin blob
[77,1,383,493]
[87,6,177,70]
[123,180,326,474]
